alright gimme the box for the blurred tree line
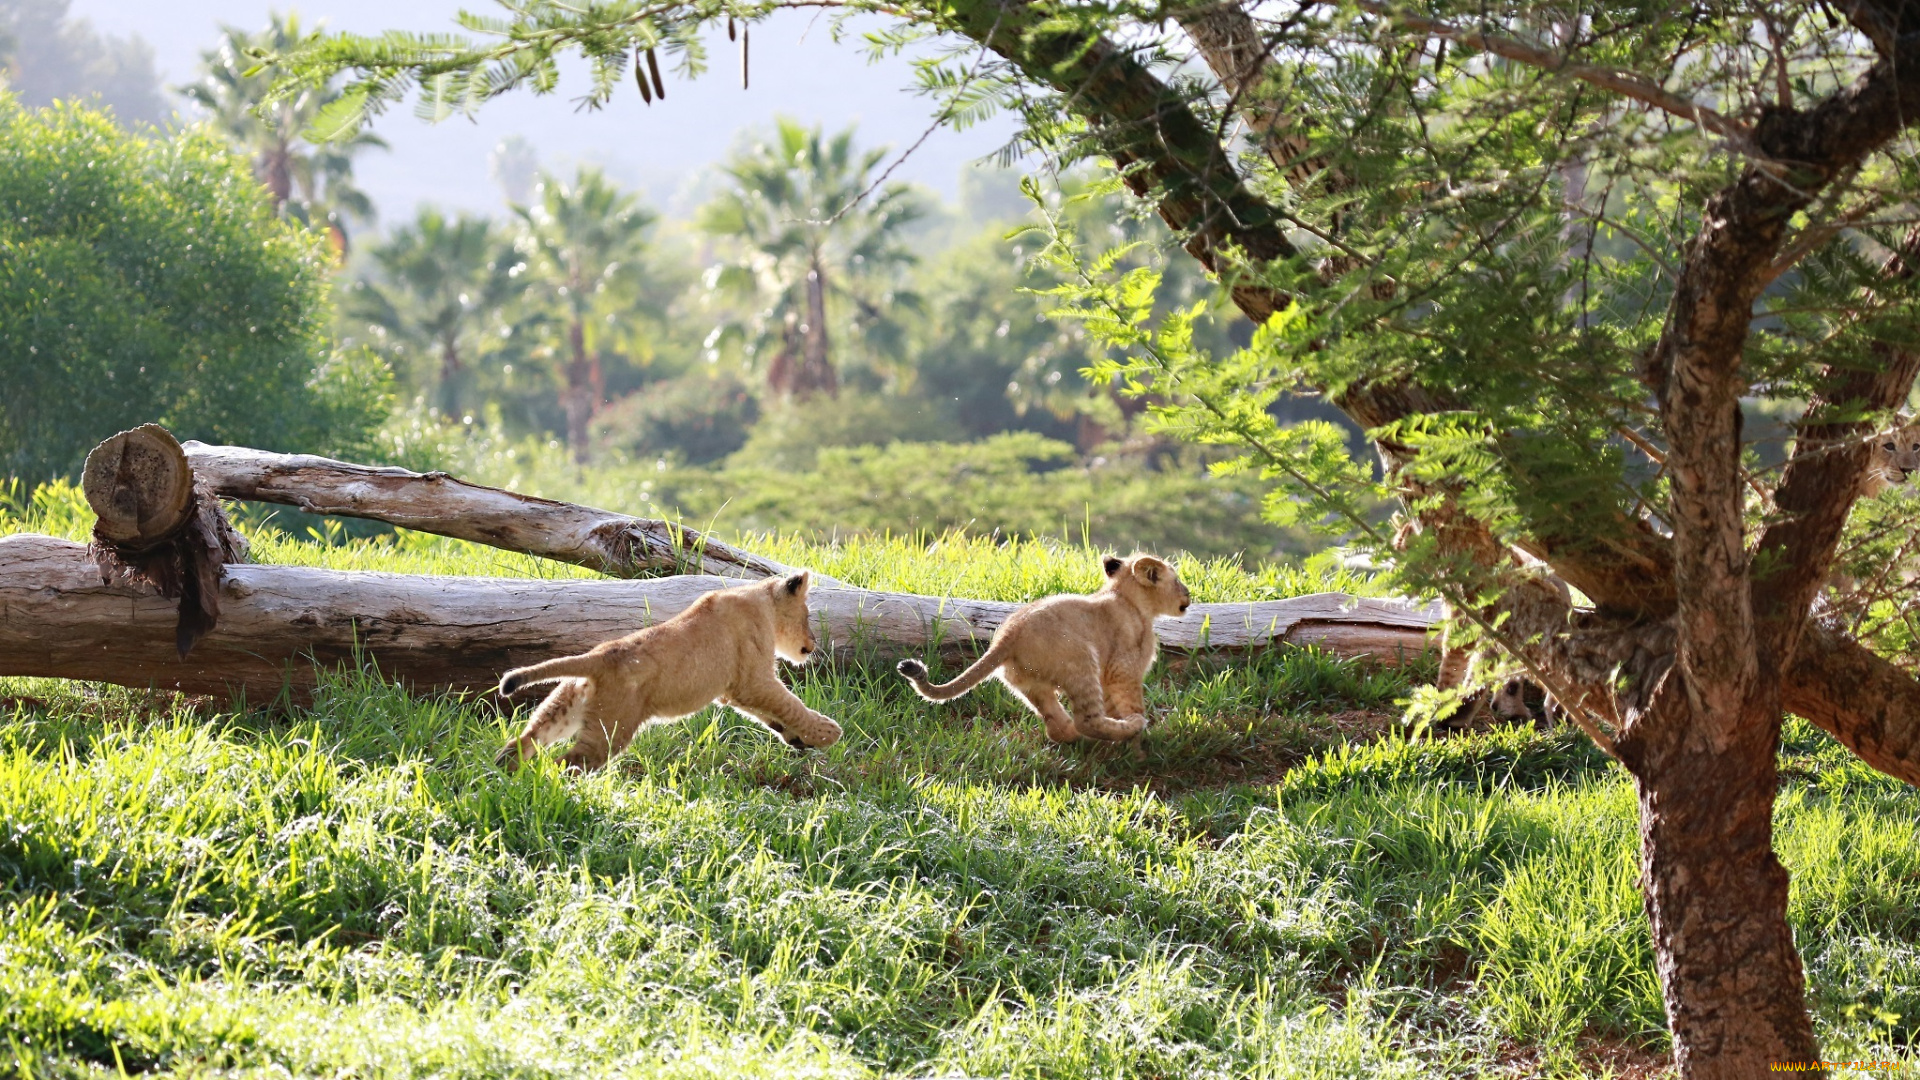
[340,120,1291,467]
[0,0,168,129]
[0,7,1352,560]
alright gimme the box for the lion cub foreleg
[1100,670,1151,734]
[497,679,591,772]
[726,673,843,750]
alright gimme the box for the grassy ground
[1,491,1916,1077]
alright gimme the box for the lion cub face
[1876,421,1920,485]
[771,570,819,664]
[1103,553,1191,617]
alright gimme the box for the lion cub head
[1870,419,1920,490]
[767,570,819,664]
[1102,553,1192,617]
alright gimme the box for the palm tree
[180,12,384,251]
[345,208,518,416]
[511,167,655,461]
[699,119,926,399]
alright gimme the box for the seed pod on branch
[646,46,666,100]
[633,48,653,103]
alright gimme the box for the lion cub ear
[1132,556,1167,586]
[1102,554,1125,577]
[784,570,811,597]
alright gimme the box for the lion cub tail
[896,645,1005,703]
[499,654,597,696]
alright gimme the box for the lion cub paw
[494,737,534,772]
[790,713,843,751]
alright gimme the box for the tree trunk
[259,142,292,211]
[766,311,802,397]
[1618,685,1816,1075]
[588,349,606,422]
[0,533,1437,701]
[797,258,837,398]
[438,335,462,418]
[564,319,593,462]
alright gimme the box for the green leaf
[303,85,371,143]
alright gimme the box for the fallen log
[180,441,816,582]
[0,534,1437,701]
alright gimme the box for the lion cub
[495,571,841,773]
[1863,418,1920,496]
[897,554,1191,742]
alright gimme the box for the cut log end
[80,426,248,659]
[83,424,195,547]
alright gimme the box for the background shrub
[0,97,389,480]
[592,370,760,465]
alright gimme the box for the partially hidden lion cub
[495,571,842,773]
[896,553,1192,743]
[1863,418,1920,496]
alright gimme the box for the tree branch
[1353,1,1754,151]
[1645,30,1920,733]
[1755,198,1889,288]
[1785,624,1920,787]
[933,0,1297,321]
[1750,223,1920,666]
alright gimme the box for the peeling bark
[1617,684,1812,1076]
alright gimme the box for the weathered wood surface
[180,441,818,582]
[83,425,198,546]
[0,534,1437,700]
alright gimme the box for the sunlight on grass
[0,487,1915,1076]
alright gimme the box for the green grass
[1,487,1916,1077]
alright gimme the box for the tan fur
[1862,418,1920,496]
[896,554,1191,743]
[495,571,841,773]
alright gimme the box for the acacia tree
[274,2,1920,1073]
[511,167,655,461]
[699,118,926,398]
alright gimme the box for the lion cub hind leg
[1001,668,1082,743]
[559,723,613,774]
[1060,670,1146,742]
[728,675,843,751]
[497,679,591,772]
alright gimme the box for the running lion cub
[897,553,1191,742]
[495,571,842,773]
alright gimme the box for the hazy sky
[69,0,1019,223]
